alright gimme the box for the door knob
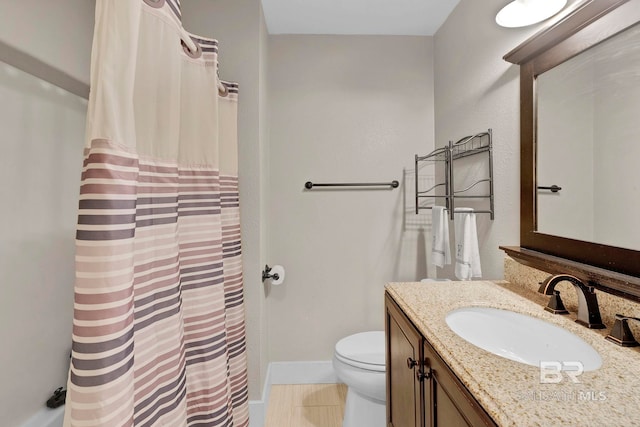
[406,357,418,369]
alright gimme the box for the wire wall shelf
[415,129,495,220]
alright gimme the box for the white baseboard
[248,400,265,427]
[269,360,338,384]
[249,360,338,427]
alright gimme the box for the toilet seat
[334,331,385,372]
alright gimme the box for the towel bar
[537,185,562,193]
[304,180,399,189]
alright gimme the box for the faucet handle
[538,277,552,294]
[605,314,640,347]
[544,290,569,315]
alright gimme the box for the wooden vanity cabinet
[385,293,497,427]
[386,292,423,427]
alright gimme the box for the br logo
[539,361,584,384]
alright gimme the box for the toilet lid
[335,331,385,368]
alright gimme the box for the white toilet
[333,331,386,427]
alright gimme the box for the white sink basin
[445,307,602,371]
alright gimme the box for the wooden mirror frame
[502,0,640,301]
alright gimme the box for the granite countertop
[385,281,640,427]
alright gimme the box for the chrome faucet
[538,274,606,329]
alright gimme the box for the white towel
[454,208,482,280]
[431,206,451,268]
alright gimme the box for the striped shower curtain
[64,1,248,426]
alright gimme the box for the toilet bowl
[333,331,386,427]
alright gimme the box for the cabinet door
[424,339,496,427]
[422,361,434,427]
[386,295,422,427]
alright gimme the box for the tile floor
[265,384,347,427]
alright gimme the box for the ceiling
[261,0,461,36]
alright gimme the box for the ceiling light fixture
[496,0,568,28]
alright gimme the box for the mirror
[536,22,640,251]
[504,0,640,299]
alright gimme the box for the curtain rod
[0,40,90,100]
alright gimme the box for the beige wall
[182,0,269,401]
[0,59,86,427]
[0,3,93,425]
[0,0,94,84]
[258,2,271,399]
[267,35,435,361]
[433,0,547,280]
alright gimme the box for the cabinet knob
[406,357,418,369]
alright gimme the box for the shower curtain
[64,1,248,426]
